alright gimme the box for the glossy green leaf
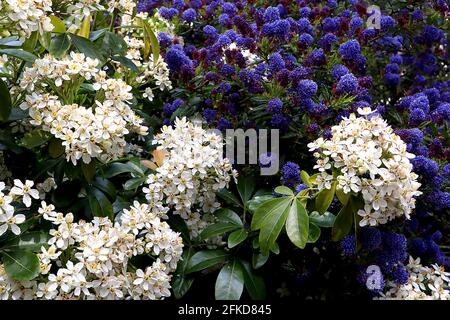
[251,197,292,231]
[50,15,66,33]
[81,161,96,183]
[336,188,350,205]
[77,15,91,38]
[123,177,146,191]
[315,181,336,214]
[49,33,71,58]
[87,186,113,220]
[214,208,242,226]
[1,232,50,252]
[227,229,248,248]
[102,162,144,178]
[21,130,52,149]
[2,250,40,281]
[259,202,291,255]
[247,195,275,213]
[38,31,51,50]
[172,248,195,299]
[199,222,240,241]
[252,253,268,269]
[0,79,12,122]
[141,19,160,62]
[101,32,127,56]
[215,260,244,300]
[70,33,105,63]
[300,170,311,187]
[286,199,309,249]
[48,138,65,158]
[309,211,336,228]
[185,250,229,274]
[217,188,242,208]
[240,260,266,300]
[237,176,255,204]
[111,55,138,71]
[307,223,321,243]
[92,177,116,200]
[22,32,38,52]
[0,49,37,62]
[274,186,294,196]
[332,198,354,241]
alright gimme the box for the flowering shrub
[0,0,448,301]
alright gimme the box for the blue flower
[384,73,400,87]
[268,53,285,73]
[181,8,197,23]
[263,6,280,23]
[267,98,283,113]
[341,235,356,256]
[336,73,359,95]
[298,33,314,47]
[270,114,290,130]
[411,156,439,177]
[281,162,300,187]
[338,39,361,60]
[331,64,350,81]
[297,79,318,99]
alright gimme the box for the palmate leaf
[258,201,290,255]
[285,199,309,249]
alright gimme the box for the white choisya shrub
[308,107,422,227]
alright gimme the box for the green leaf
[247,195,274,213]
[2,250,40,281]
[300,170,311,187]
[214,208,242,226]
[81,161,97,183]
[0,49,37,63]
[237,176,255,204]
[315,181,336,214]
[199,222,240,241]
[259,201,291,255]
[141,19,160,62]
[332,198,354,241]
[77,15,91,38]
[251,197,292,231]
[50,15,66,33]
[1,232,50,252]
[70,33,105,63]
[0,79,12,122]
[172,248,195,299]
[252,253,268,269]
[22,32,38,52]
[111,55,138,71]
[21,130,52,149]
[102,162,144,178]
[239,260,266,300]
[123,177,146,190]
[309,211,336,228]
[48,138,65,158]
[307,223,321,243]
[274,186,294,196]
[227,229,248,248]
[49,33,71,58]
[285,199,309,249]
[336,188,350,205]
[215,260,244,300]
[86,186,113,220]
[101,32,127,56]
[38,31,51,50]
[217,188,242,208]
[92,177,116,200]
[185,250,229,274]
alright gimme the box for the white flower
[10,179,39,207]
[309,110,421,227]
[0,211,25,236]
[143,88,154,101]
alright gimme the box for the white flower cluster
[0,179,40,236]
[66,0,104,32]
[225,43,260,67]
[308,107,422,227]
[0,201,183,300]
[0,0,54,37]
[107,0,136,14]
[381,256,450,300]
[19,52,148,165]
[143,118,237,237]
